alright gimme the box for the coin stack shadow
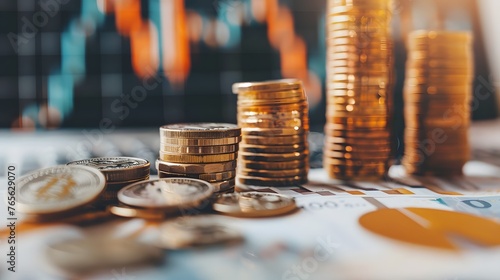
[403,30,473,175]
[233,79,310,186]
[324,0,394,180]
[156,124,242,194]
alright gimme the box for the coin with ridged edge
[160,123,241,139]
[16,165,106,215]
[66,157,150,183]
[213,192,297,217]
[118,178,214,210]
[156,159,237,174]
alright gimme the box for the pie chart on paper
[359,208,500,250]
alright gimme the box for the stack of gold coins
[324,0,394,180]
[232,79,309,186]
[403,30,473,175]
[156,123,241,193]
[67,157,150,206]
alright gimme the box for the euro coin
[159,143,238,155]
[233,78,302,93]
[159,152,238,164]
[160,136,242,146]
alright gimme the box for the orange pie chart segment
[359,207,500,250]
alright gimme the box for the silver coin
[213,192,297,217]
[16,165,106,215]
[158,215,243,249]
[46,237,163,272]
[117,178,215,209]
[66,157,150,182]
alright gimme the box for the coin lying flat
[16,165,106,215]
[158,215,243,249]
[108,204,167,220]
[213,192,297,217]
[156,159,237,174]
[118,178,214,210]
[46,237,163,272]
[66,157,150,183]
[160,123,241,138]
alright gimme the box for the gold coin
[238,89,305,100]
[159,152,238,164]
[108,204,167,219]
[238,97,306,106]
[324,150,390,160]
[406,60,473,69]
[211,179,236,192]
[156,159,237,174]
[158,170,236,183]
[239,151,308,162]
[241,127,306,136]
[240,160,308,170]
[159,143,239,155]
[160,136,242,146]
[325,136,390,145]
[233,79,303,93]
[238,109,307,120]
[238,168,308,178]
[408,30,472,42]
[160,123,241,139]
[213,192,297,217]
[237,176,308,187]
[326,143,391,153]
[238,102,308,112]
[239,117,306,129]
[240,144,306,154]
[242,134,307,145]
[323,157,388,166]
[403,85,472,95]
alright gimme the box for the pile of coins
[324,0,394,180]
[156,123,241,193]
[233,79,310,186]
[403,30,473,175]
[67,157,150,206]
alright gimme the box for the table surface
[1,119,500,280]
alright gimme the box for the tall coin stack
[156,123,241,194]
[403,31,473,175]
[233,79,309,186]
[324,0,394,180]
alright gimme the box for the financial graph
[2,0,326,129]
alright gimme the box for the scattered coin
[213,192,297,217]
[16,165,106,215]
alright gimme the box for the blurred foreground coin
[158,215,243,249]
[16,166,106,215]
[46,237,163,272]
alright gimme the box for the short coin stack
[156,123,241,193]
[324,0,394,180]
[233,79,309,186]
[67,157,150,206]
[403,30,473,175]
